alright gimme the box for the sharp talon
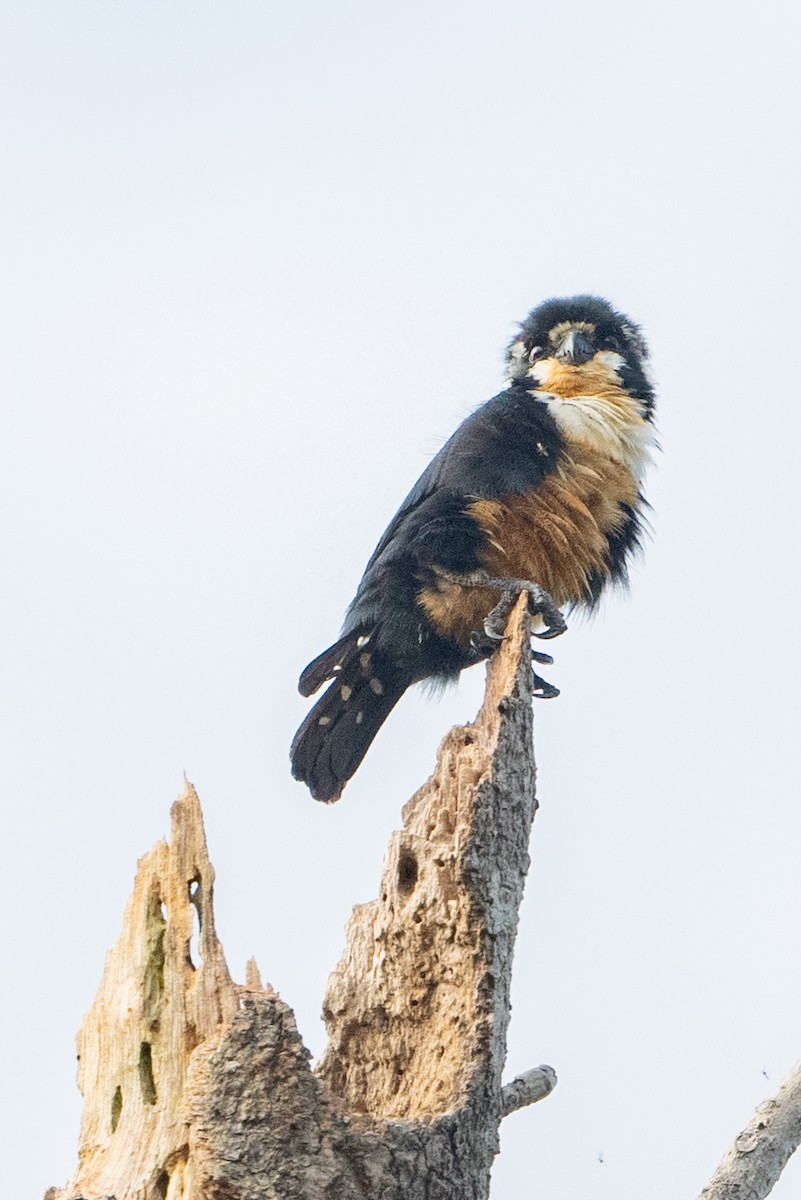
[533,623,566,640]
[524,591,567,640]
[472,576,566,648]
[531,649,554,665]
[469,631,488,656]
[532,672,560,699]
[470,629,502,658]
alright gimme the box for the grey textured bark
[698,1058,801,1200]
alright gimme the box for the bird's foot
[437,568,566,642]
[478,576,565,698]
[443,569,566,695]
[482,580,567,642]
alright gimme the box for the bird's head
[506,295,654,414]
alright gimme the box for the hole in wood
[187,875,202,969]
[144,892,166,1020]
[153,1169,169,1198]
[138,1041,157,1105]
[397,850,418,896]
[110,1085,123,1133]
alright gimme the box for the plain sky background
[3,1,801,1196]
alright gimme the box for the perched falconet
[291,294,655,802]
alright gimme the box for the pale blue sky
[2,2,800,1196]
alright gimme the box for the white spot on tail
[341,685,352,701]
[318,715,331,726]
[369,677,384,695]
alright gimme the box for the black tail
[290,631,410,803]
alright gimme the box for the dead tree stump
[47,596,555,1200]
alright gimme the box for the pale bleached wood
[49,782,241,1200]
[698,1059,801,1200]
[48,596,555,1200]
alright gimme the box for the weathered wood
[698,1058,801,1200]
[48,783,241,1200]
[501,1066,558,1117]
[48,595,553,1200]
[316,594,544,1196]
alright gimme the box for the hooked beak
[555,329,594,366]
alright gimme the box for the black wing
[343,386,562,632]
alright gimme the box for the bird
[291,294,655,802]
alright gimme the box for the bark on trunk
[47,596,554,1200]
[697,1058,801,1200]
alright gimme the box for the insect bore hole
[397,850,418,896]
[110,1085,122,1133]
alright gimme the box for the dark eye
[527,345,544,362]
[603,334,622,352]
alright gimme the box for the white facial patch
[595,349,627,374]
[506,339,529,380]
[526,357,555,386]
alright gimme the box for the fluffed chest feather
[468,387,653,608]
